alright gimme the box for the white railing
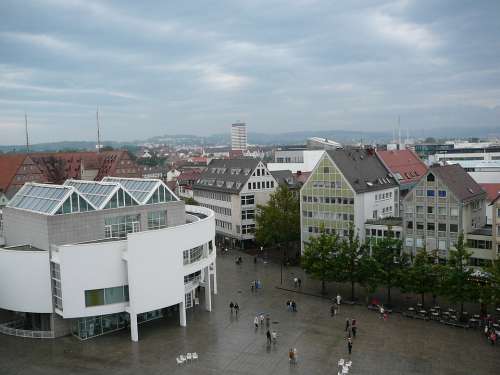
[184,276,202,292]
[0,320,55,339]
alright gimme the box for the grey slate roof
[429,164,486,202]
[270,170,295,187]
[326,148,397,193]
[193,158,260,194]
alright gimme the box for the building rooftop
[479,183,500,202]
[326,148,398,193]
[7,178,178,216]
[429,164,486,202]
[193,158,260,194]
[376,149,428,185]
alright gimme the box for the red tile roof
[0,154,26,192]
[479,183,500,202]
[376,149,428,185]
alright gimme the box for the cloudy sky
[1,0,499,144]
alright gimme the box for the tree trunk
[321,280,326,295]
[387,286,392,307]
[421,293,425,307]
[351,280,355,301]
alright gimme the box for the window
[104,215,140,239]
[252,182,256,189]
[438,223,446,231]
[257,169,261,176]
[450,207,459,217]
[248,183,251,190]
[416,238,423,248]
[85,289,105,307]
[270,181,274,188]
[427,190,435,197]
[405,237,414,246]
[416,206,424,214]
[450,224,458,233]
[416,222,424,230]
[241,195,255,205]
[406,221,413,229]
[241,209,255,220]
[427,222,435,231]
[147,211,166,230]
[438,207,446,215]
[84,286,129,307]
[427,173,435,182]
[438,190,447,198]
[266,181,270,188]
[497,208,500,217]
[439,240,446,250]
[372,210,378,219]
[427,206,434,214]
[257,182,261,189]
[324,167,329,173]
[416,189,424,197]
[242,224,255,234]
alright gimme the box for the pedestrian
[229,301,234,314]
[266,330,272,344]
[347,338,353,355]
[379,305,385,319]
[336,294,341,311]
[351,319,357,338]
[254,316,259,329]
[293,348,298,363]
[250,281,255,293]
[266,314,270,327]
[288,348,295,364]
[330,305,335,317]
[294,277,298,288]
[260,314,265,326]
[271,330,277,343]
[286,300,291,311]
[254,256,257,264]
[345,318,350,332]
[484,325,489,338]
[292,300,297,312]
[234,303,239,315]
[298,278,302,288]
[490,331,497,345]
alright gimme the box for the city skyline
[1,0,500,145]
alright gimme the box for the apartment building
[300,148,398,251]
[0,178,216,342]
[231,123,247,151]
[402,164,486,260]
[193,158,278,247]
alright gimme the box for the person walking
[330,304,335,317]
[336,294,341,311]
[254,256,257,264]
[379,305,385,319]
[266,330,272,345]
[229,301,234,314]
[254,316,259,329]
[293,277,298,288]
[292,300,297,312]
[345,318,350,332]
[286,300,291,311]
[234,303,239,315]
[288,348,295,364]
[271,330,277,343]
[250,281,255,293]
[298,278,302,288]
[351,319,357,338]
[260,314,265,326]
[347,338,353,355]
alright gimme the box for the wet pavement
[0,250,499,374]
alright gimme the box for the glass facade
[71,309,165,340]
[104,215,140,239]
[85,285,129,307]
[147,211,167,230]
[51,262,63,310]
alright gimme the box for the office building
[0,178,216,342]
[193,158,278,247]
[231,123,247,151]
[300,147,398,251]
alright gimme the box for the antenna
[398,115,401,148]
[96,107,101,153]
[25,112,30,153]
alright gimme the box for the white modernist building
[0,177,216,342]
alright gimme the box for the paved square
[0,251,499,374]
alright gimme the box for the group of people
[250,279,262,292]
[288,348,298,364]
[235,256,243,265]
[229,301,240,315]
[266,329,278,344]
[345,318,357,338]
[254,313,269,328]
[286,300,298,312]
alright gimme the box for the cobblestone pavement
[0,250,499,375]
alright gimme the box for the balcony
[0,320,54,339]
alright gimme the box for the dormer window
[427,173,435,182]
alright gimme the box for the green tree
[338,225,367,301]
[371,232,408,307]
[182,197,199,206]
[255,185,300,252]
[301,228,341,294]
[442,233,474,316]
[483,259,500,310]
[404,249,442,307]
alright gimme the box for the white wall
[57,241,128,318]
[267,150,324,173]
[469,172,500,183]
[0,249,53,313]
[126,205,215,315]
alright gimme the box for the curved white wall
[126,205,215,315]
[55,205,215,319]
[0,249,53,313]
